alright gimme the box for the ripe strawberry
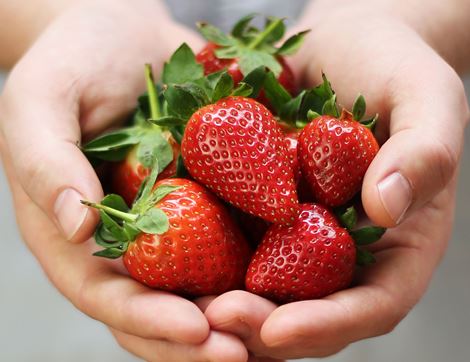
[195,15,309,108]
[298,107,379,207]
[245,204,356,303]
[196,42,296,97]
[82,175,251,296]
[230,207,271,249]
[111,135,179,205]
[181,96,299,224]
[246,203,385,303]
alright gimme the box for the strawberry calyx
[197,15,309,77]
[82,65,174,174]
[335,205,386,266]
[262,72,380,133]
[81,162,180,259]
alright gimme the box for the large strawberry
[195,15,309,105]
[81,166,251,296]
[298,94,379,207]
[181,95,299,224]
[245,203,385,303]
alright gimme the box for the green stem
[145,64,161,119]
[80,200,138,223]
[248,18,283,49]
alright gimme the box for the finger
[0,71,102,243]
[362,59,469,227]
[110,328,248,362]
[205,290,278,356]
[0,146,210,344]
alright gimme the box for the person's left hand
[200,1,469,359]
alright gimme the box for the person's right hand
[0,1,248,360]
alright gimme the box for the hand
[0,1,248,360]
[202,1,469,359]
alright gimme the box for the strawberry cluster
[82,15,385,304]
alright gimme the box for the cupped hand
[203,1,469,360]
[0,0,249,360]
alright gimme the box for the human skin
[203,0,470,360]
[0,0,249,361]
[1,0,469,361]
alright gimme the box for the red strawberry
[181,96,299,224]
[83,177,251,296]
[245,203,356,303]
[195,16,308,108]
[298,109,379,207]
[196,42,296,97]
[111,135,180,205]
[231,208,271,249]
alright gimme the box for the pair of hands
[0,0,468,360]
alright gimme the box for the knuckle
[427,138,459,189]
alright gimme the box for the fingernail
[377,172,412,224]
[54,188,88,241]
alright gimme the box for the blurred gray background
[1,1,470,361]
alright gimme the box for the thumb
[0,78,102,243]
[362,71,469,227]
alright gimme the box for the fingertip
[202,331,249,362]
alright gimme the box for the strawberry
[298,96,379,207]
[245,204,385,303]
[82,169,251,296]
[110,135,179,205]
[196,42,296,97]
[181,96,299,224]
[83,64,184,205]
[195,15,309,107]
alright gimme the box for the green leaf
[136,132,173,171]
[276,30,310,56]
[168,126,183,145]
[214,46,240,59]
[279,91,304,123]
[136,161,161,204]
[212,72,234,101]
[231,82,253,97]
[241,66,267,98]
[238,49,282,77]
[307,109,321,120]
[361,114,379,132]
[263,17,286,44]
[351,227,386,246]
[197,22,236,46]
[162,43,204,85]
[124,223,141,240]
[135,208,169,234]
[152,185,181,204]
[356,248,376,266]
[263,71,292,114]
[175,154,189,178]
[101,194,129,212]
[352,94,366,121]
[93,247,126,259]
[322,94,339,117]
[164,84,205,120]
[99,210,128,242]
[335,206,357,230]
[82,128,140,158]
[94,223,120,247]
[231,13,257,38]
[149,116,186,127]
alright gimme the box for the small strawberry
[195,15,309,107]
[82,166,251,296]
[110,135,179,205]
[245,203,385,303]
[181,96,299,224]
[298,94,379,207]
[83,63,184,205]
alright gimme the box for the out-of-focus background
[1,1,470,361]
